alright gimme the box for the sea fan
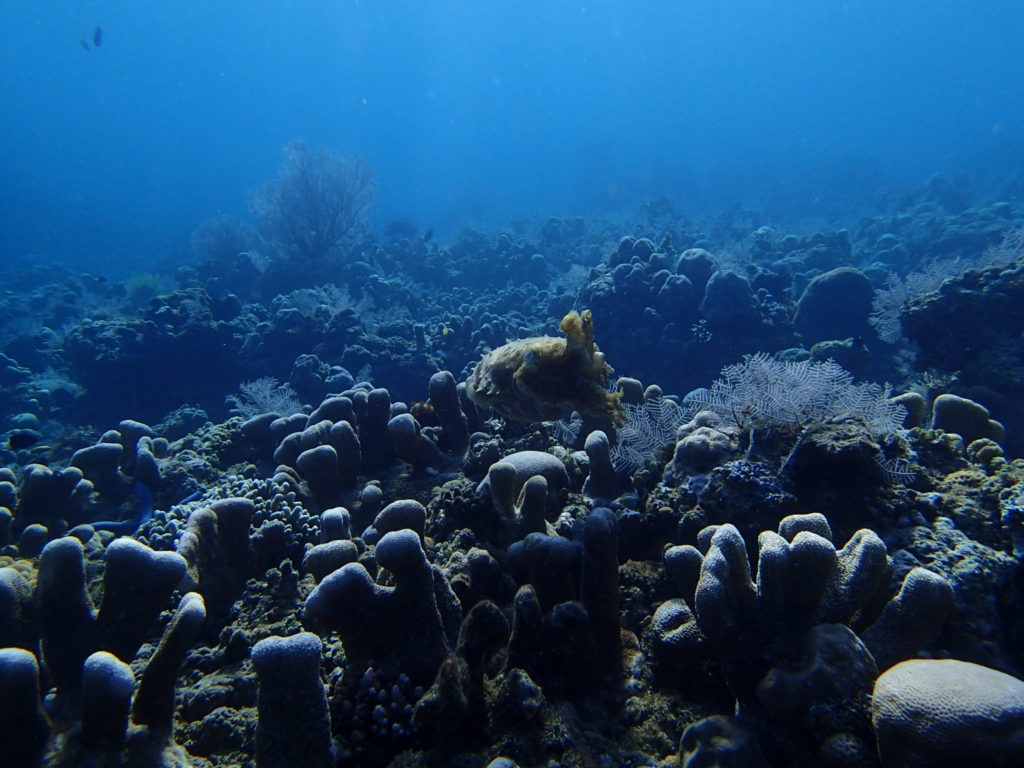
[690,353,905,436]
[609,397,687,473]
[226,377,303,418]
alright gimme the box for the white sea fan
[226,377,303,418]
[869,231,1024,344]
[690,353,906,436]
[551,413,582,447]
[549,395,687,473]
[868,272,910,343]
[609,397,688,473]
[869,259,958,343]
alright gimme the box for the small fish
[7,430,41,451]
[79,35,91,51]
[422,228,433,243]
[93,26,102,47]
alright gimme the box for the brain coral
[872,658,1024,768]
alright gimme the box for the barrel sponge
[252,632,333,768]
[858,566,953,671]
[476,450,569,520]
[583,430,620,500]
[428,370,470,455]
[931,393,1005,445]
[301,539,359,582]
[872,659,1024,768]
[80,651,135,747]
[176,497,255,622]
[0,566,35,652]
[388,413,451,471]
[370,498,426,540]
[0,647,51,766]
[296,444,341,500]
[319,506,351,542]
[465,309,625,425]
[97,537,186,662]
[693,524,756,650]
[304,528,460,685]
[132,591,206,733]
[38,536,98,699]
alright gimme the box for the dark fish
[93,26,102,47]
[79,35,91,51]
[92,480,157,536]
[7,430,41,451]
[422,228,433,243]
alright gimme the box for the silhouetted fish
[79,35,90,51]
[422,228,433,243]
[93,26,102,47]
[92,480,157,536]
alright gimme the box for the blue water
[2,1,1022,275]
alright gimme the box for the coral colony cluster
[2,147,1024,767]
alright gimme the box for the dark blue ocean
[3,1,1022,275]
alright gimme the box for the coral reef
[2,180,1024,767]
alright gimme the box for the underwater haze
[2,0,1023,274]
[7,3,1024,768]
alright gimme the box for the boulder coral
[872,659,1024,768]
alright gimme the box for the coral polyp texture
[2,186,1024,768]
